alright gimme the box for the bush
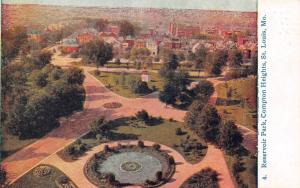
[94,69,101,76]
[176,128,183,135]
[90,117,106,135]
[0,166,7,185]
[135,109,149,122]
[104,145,110,153]
[156,171,163,181]
[137,140,145,148]
[57,175,69,184]
[130,80,150,94]
[153,143,161,151]
[168,156,175,165]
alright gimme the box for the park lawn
[91,71,164,98]
[1,131,37,161]
[215,77,256,106]
[10,165,78,188]
[216,105,257,131]
[215,77,257,131]
[61,118,207,164]
[225,154,257,188]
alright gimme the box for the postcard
[1,0,299,188]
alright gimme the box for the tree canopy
[119,20,135,37]
[80,40,113,68]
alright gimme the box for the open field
[91,71,164,98]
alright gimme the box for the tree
[95,18,108,32]
[218,121,243,151]
[33,72,48,87]
[230,50,243,67]
[129,80,150,94]
[0,165,7,186]
[191,80,214,98]
[135,109,149,122]
[204,53,223,76]
[184,99,207,130]
[166,53,179,70]
[28,50,53,69]
[64,67,85,85]
[198,105,221,142]
[119,20,135,37]
[194,46,207,70]
[80,40,113,69]
[159,82,177,107]
[185,168,219,188]
[130,48,151,68]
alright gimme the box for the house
[75,28,98,45]
[146,40,159,56]
[61,38,80,54]
[135,39,147,49]
[162,38,182,49]
[27,30,42,43]
[109,25,119,36]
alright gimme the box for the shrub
[176,128,183,135]
[66,145,75,155]
[0,166,7,185]
[156,171,163,181]
[94,69,101,76]
[168,156,175,165]
[153,143,161,151]
[135,109,149,122]
[57,175,69,184]
[137,140,145,148]
[90,117,106,135]
[130,80,150,94]
[104,145,110,153]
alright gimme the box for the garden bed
[9,164,77,188]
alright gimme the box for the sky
[3,0,257,12]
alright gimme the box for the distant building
[74,28,98,45]
[109,25,119,36]
[146,40,159,56]
[61,38,79,54]
[27,30,42,43]
[135,39,147,48]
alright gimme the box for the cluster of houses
[54,21,257,62]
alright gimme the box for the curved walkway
[42,140,235,188]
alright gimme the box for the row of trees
[2,50,85,138]
[185,97,243,153]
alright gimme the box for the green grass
[1,132,38,161]
[215,77,257,131]
[225,154,257,188]
[10,165,78,188]
[216,105,257,131]
[62,118,207,164]
[91,71,164,98]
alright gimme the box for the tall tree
[119,20,135,37]
[95,19,108,32]
[80,40,113,69]
[159,82,177,107]
[218,121,243,151]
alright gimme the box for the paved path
[43,140,235,188]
